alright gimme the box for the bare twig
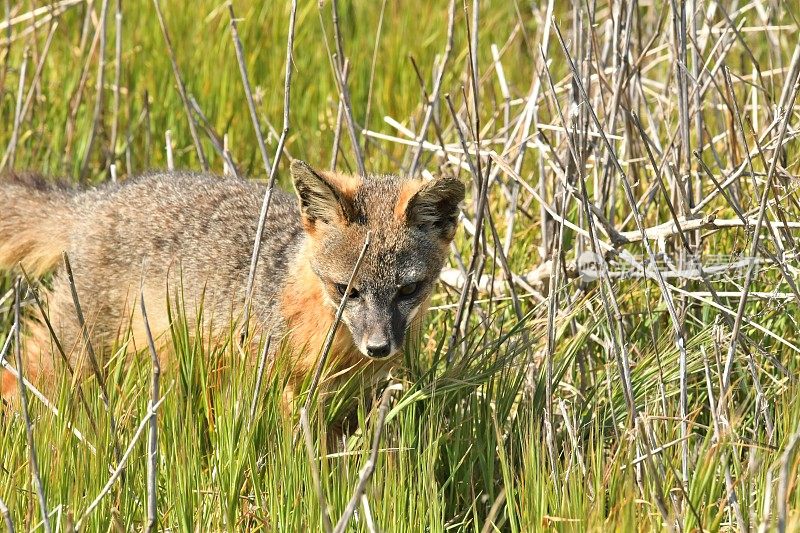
[0,21,58,169]
[0,495,13,533]
[544,178,569,491]
[444,94,489,364]
[188,94,239,178]
[777,427,800,533]
[79,0,109,180]
[0,334,96,452]
[616,215,800,243]
[63,252,122,463]
[108,0,122,165]
[165,129,174,170]
[140,291,161,533]
[249,335,271,422]
[330,0,366,175]
[300,407,333,533]
[76,393,169,529]
[299,232,371,422]
[19,266,98,436]
[228,2,272,176]
[240,0,297,339]
[480,488,506,533]
[152,0,208,170]
[408,0,456,176]
[1,47,27,171]
[332,382,400,533]
[362,0,387,156]
[13,280,51,533]
[329,61,348,171]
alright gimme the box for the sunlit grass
[2,0,800,531]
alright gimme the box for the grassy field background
[1,0,800,531]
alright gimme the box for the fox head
[290,159,465,360]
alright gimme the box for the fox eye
[335,283,360,299]
[397,282,419,298]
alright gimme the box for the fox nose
[366,340,392,359]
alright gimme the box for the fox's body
[0,162,464,403]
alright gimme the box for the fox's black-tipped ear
[290,160,359,231]
[404,177,465,241]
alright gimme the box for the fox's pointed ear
[402,177,465,241]
[290,160,359,231]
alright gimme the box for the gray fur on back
[56,172,302,351]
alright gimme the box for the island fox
[0,161,464,404]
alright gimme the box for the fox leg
[0,369,15,404]
[1,279,86,408]
[1,319,58,407]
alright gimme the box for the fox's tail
[0,172,75,276]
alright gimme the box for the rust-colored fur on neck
[279,242,365,389]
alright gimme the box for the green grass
[2,0,800,531]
